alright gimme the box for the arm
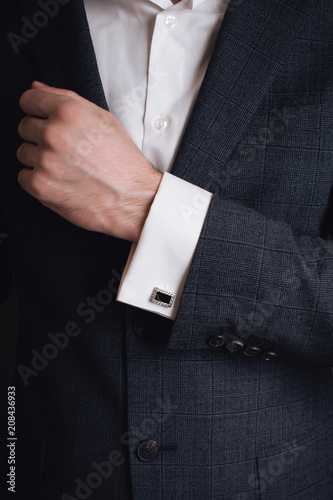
[169,192,333,366]
[16,82,162,243]
[16,82,212,321]
[117,172,212,319]
[16,82,333,365]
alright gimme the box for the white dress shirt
[84,0,230,319]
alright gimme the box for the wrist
[130,169,163,243]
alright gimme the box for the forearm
[169,194,333,365]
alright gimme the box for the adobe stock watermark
[61,450,125,500]
[235,438,307,499]
[17,267,123,386]
[214,107,296,193]
[110,66,170,123]
[179,188,211,225]
[229,234,333,347]
[7,0,71,55]
[61,396,178,500]
[227,268,300,350]
[75,111,124,160]
[120,395,178,451]
[301,234,333,277]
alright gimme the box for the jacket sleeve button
[207,335,226,348]
[244,346,261,357]
[261,351,278,361]
[226,339,244,353]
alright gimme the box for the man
[1,0,333,499]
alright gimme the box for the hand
[17,81,162,242]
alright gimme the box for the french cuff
[116,172,212,319]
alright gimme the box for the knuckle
[30,174,43,198]
[40,124,66,151]
[39,125,55,147]
[38,92,51,111]
[30,174,49,200]
[55,97,81,122]
[37,150,51,170]
[62,89,78,98]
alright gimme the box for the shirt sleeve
[116,172,212,319]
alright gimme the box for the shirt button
[136,440,159,462]
[164,15,177,29]
[154,117,169,132]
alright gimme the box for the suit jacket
[1,0,333,499]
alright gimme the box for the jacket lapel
[19,0,108,110]
[171,0,317,190]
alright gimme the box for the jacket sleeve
[169,192,333,366]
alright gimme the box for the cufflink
[150,287,175,308]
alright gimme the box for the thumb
[32,81,50,89]
[31,81,81,99]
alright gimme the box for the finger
[18,168,51,204]
[19,86,82,118]
[17,168,34,195]
[19,89,55,118]
[18,116,44,144]
[17,142,39,168]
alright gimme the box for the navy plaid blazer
[1,0,333,499]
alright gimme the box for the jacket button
[244,346,261,357]
[136,440,159,462]
[208,335,226,348]
[226,339,244,353]
[261,351,278,361]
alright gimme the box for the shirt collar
[149,0,208,10]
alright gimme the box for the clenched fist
[17,81,162,242]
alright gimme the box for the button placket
[142,9,185,171]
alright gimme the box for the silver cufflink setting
[150,287,175,308]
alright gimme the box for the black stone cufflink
[150,288,175,308]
